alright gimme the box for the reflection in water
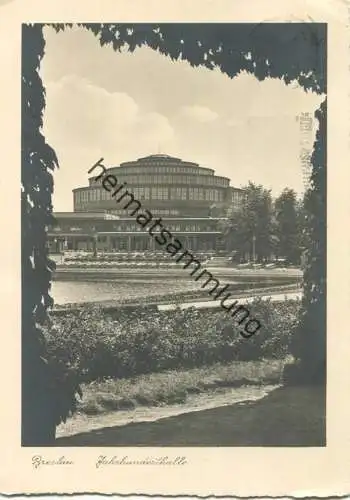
[51,279,199,305]
[51,276,295,305]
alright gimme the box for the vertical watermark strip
[298,112,314,190]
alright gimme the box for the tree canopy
[224,182,274,262]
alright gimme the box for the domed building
[48,154,245,254]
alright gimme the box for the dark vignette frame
[21,22,327,447]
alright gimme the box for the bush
[43,298,301,384]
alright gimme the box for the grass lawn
[75,360,284,416]
[56,385,325,447]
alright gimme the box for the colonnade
[48,234,220,253]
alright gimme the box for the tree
[284,102,327,385]
[224,182,275,262]
[22,24,82,446]
[274,188,300,264]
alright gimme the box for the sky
[40,25,325,212]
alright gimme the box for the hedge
[43,298,300,384]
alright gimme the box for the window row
[91,175,228,187]
[90,224,212,232]
[110,209,180,216]
[231,190,246,208]
[117,166,212,175]
[50,223,215,233]
[75,187,224,203]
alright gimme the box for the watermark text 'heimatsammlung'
[88,158,262,338]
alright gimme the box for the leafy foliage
[44,300,300,383]
[223,183,318,270]
[22,24,62,445]
[274,188,302,264]
[287,101,326,384]
[225,182,275,262]
[78,23,326,94]
[22,22,326,443]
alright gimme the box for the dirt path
[56,384,278,438]
[55,386,325,447]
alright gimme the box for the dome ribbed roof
[116,153,210,171]
[137,154,181,162]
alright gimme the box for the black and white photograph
[2,0,350,493]
[20,21,327,449]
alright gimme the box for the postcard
[0,0,350,496]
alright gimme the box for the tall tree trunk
[22,331,56,446]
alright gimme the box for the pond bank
[56,385,325,446]
[52,281,301,313]
[53,265,302,281]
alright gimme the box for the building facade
[48,154,245,253]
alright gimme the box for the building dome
[74,153,235,218]
[50,154,245,254]
[137,153,181,160]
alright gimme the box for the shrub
[43,299,301,384]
